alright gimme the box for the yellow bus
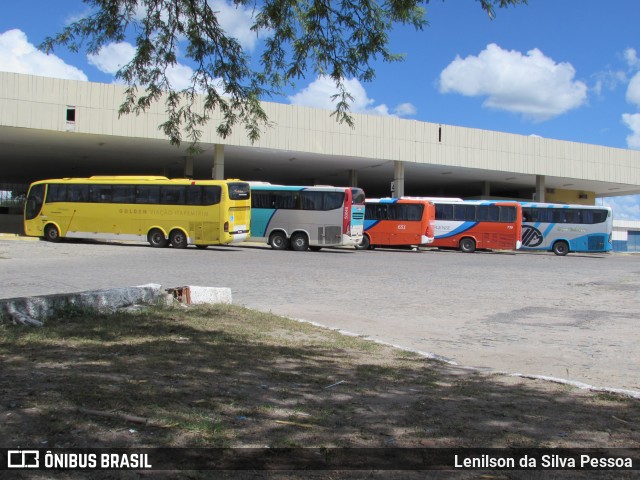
[23,176,250,249]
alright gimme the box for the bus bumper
[229,233,249,243]
[421,235,434,245]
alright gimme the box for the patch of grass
[1,303,640,458]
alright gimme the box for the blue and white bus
[520,202,613,255]
[249,183,365,251]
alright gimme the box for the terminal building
[1,71,640,249]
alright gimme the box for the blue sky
[1,0,639,219]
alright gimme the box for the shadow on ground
[1,305,639,479]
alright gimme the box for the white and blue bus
[520,202,613,256]
[249,183,365,251]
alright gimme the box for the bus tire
[355,235,370,250]
[148,229,168,248]
[170,229,188,249]
[269,232,289,250]
[459,237,476,253]
[552,240,569,256]
[44,224,61,243]
[290,232,309,251]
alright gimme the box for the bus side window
[162,186,185,205]
[323,192,344,210]
[68,185,89,202]
[112,185,136,204]
[202,186,221,205]
[136,185,161,204]
[251,191,272,209]
[538,209,553,223]
[500,206,516,223]
[185,186,203,206]
[405,204,423,221]
[364,204,376,220]
[593,209,608,224]
[375,204,388,220]
[46,184,67,203]
[477,205,499,222]
[454,204,475,221]
[522,208,537,222]
[90,185,113,203]
[300,191,323,210]
[435,204,453,220]
[273,191,297,209]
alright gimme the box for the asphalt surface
[1,237,639,394]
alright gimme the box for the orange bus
[431,200,523,253]
[356,198,435,250]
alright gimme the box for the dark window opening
[66,108,76,123]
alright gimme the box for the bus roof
[249,183,350,192]
[30,176,247,185]
[401,196,463,202]
[366,197,434,204]
[519,201,612,211]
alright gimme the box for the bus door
[227,182,251,240]
[44,183,82,236]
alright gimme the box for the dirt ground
[1,304,639,479]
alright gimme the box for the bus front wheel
[459,237,476,253]
[552,240,569,256]
[170,230,188,249]
[269,232,289,250]
[355,235,371,250]
[290,233,309,251]
[148,229,168,248]
[44,224,61,243]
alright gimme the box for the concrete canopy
[2,72,640,200]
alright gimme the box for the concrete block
[167,285,232,305]
[0,283,172,325]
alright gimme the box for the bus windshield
[351,188,366,205]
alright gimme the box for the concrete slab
[0,283,232,326]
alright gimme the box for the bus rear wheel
[290,233,309,251]
[148,229,168,248]
[170,230,188,249]
[44,224,61,243]
[459,237,476,253]
[269,232,289,250]
[552,240,569,256]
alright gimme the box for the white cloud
[622,113,640,149]
[128,1,260,51]
[213,1,260,52]
[439,43,588,121]
[626,72,640,109]
[624,48,640,70]
[88,41,196,90]
[87,42,136,74]
[394,103,417,117]
[0,29,87,81]
[602,195,640,221]
[288,76,416,118]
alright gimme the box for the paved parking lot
[1,237,639,393]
